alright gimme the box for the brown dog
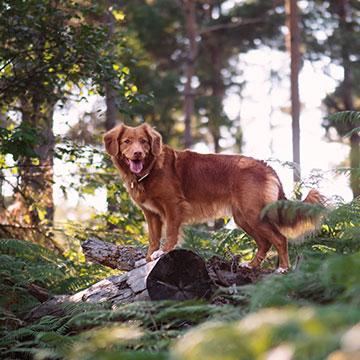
[104,123,324,272]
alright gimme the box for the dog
[104,123,325,272]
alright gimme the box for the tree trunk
[104,2,118,132]
[349,133,360,197]
[18,98,55,237]
[285,0,301,184]
[104,2,122,219]
[182,0,198,148]
[337,0,359,198]
[208,36,224,155]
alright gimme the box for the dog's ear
[103,125,124,156]
[143,124,162,156]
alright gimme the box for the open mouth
[126,159,144,174]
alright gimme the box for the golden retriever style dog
[104,123,324,272]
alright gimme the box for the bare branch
[199,17,264,35]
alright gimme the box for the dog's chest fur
[126,182,163,216]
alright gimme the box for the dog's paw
[239,261,252,269]
[134,258,147,268]
[150,249,165,261]
[274,267,289,274]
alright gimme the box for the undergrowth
[0,198,359,359]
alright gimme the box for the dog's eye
[140,139,147,144]
[123,139,131,144]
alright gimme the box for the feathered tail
[263,189,327,244]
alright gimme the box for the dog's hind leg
[232,208,272,268]
[247,218,289,270]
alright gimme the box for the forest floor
[1,199,360,360]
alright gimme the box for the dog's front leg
[162,207,182,253]
[142,208,163,262]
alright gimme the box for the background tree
[182,0,198,148]
[285,0,301,184]
[303,0,360,198]
[0,0,141,244]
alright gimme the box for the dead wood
[81,237,146,271]
[25,239,270,323]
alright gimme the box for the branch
[81,237,146,271]
[199,17,264,35]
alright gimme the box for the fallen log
[24,239,269,322]
[81,237,146,271]
[81,238,268,288]
[25,248,213,322]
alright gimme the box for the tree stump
[147,249,213,301]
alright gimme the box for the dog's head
[103,123,162,174]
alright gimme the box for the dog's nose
[134,151,143,158]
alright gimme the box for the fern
[1,197,360,359]
[261,200,326,223]
[326,110,360,125]
[171,304,360,360]
[0,239,113,315]
[183,228,256,263]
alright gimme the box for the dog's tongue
[129,160,143,174]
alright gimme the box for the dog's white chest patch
[142,199,161,216]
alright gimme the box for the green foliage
[236,253,360,311]
[260,200,326,224]
[171,305,360,360]
[326,110,360,124]
[0,0,144,111]
[0,0,150,230]
[225,199,360,309]
[0,124,39,160]
[0,239,112,314]
[1,199,360,359]
[183,228,257,264]
[325,111,360,138]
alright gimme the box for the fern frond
[326,110,360,125]
[261,200,325,223]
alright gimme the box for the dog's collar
[131,173,149,189]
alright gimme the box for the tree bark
[82,237,146,271]
[182,0,198,148]
[285,0,301,184]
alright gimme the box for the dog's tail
[263,189,327,244]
